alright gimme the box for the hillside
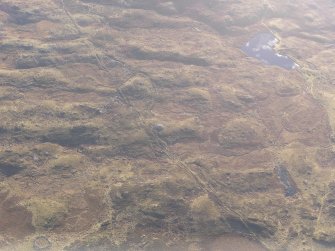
[0,0,335,250]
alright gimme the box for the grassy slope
[0,0,334,250]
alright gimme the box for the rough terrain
[0,0,334,250]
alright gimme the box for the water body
[242,32,298,70]
[275,165,298,197]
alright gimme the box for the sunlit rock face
[0,0,335,250]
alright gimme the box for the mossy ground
[0,0,334,250]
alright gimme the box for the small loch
[242,32,298,70]
[275,165,298,197]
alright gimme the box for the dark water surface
[275,165,298,197]
[242,32,298,70]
